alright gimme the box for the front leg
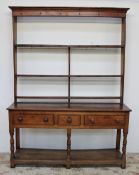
[66,128,71,169]
[10,129,15,168]
[121,130,128,169]
[116,129,121,151]
[16,128,20,149]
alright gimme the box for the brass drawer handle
[43,116,49,123]
[67,117,72,124]
[18,116,23,122]
[89,118,95,124]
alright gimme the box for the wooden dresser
[8,7,131,168]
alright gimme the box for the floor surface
[0,153,139,175]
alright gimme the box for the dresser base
[8,103,131,169]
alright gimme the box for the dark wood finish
[8,6,131,169]
[58,114,81,126]
[10,130,15,168]
[16,96,121,100]
[16,128,20,149]
[17,74,122,78]
[121,131,128,168]
[9,7,129,18]
[68,47,71,107]
[120,17,126,104]
[8,108,130,169]
[13,16,17,103]
[8,103,131,112]
[84,115,125,127]
[16,96,68,99]
[16,44,124,48]
[13,113,54,126]
[67,129,71,168]
[17,74,69,77]
[116,129,121,151]
[8,105,130,168]
[14,148,122,166]
[8,106,130,130]
[121,115,129,169]
[9,112,15,168]
[11,7,128,104]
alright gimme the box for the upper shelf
[16,44,124,49]
[9,7,129,18]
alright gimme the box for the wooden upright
[8,6,131,168]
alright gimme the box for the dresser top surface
[7,103,131,112]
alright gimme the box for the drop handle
[43,117,49,123]
[90,118,95,124]
[67,117,72,124]
[18,116,23,122]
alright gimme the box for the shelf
[9,6,129,18]
[17,74,122,78]
[16,44,124,49]
[71,75,122,78]
[17,96,68,99]
[14,148,122,166]
[11,6,128,106]
[16,96,121,99]
[17,74,69,78]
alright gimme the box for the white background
[0,0,139,152]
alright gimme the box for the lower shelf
[14,148,122,167]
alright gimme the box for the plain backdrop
[0,0,139,153]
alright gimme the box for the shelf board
[71,75,122,78]
[16,44,124,49]
[17,96,68,99]
[70,96,121,99]
[17,96,121,99]
[17,74,68,78]
[17,74,122,78]
[14,148,122,166]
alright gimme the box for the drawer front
[58,114,81,126]
[13,113,54,126]
[84,115,125,127]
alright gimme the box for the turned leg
[116,129,121,151]
[67,129,71,169]
[16,128,20,149]
[121,130,128,169]
[10,129,15,168]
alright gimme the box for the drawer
[13,113,54,126]
[84,115,125,126]
[58,114,81,126]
